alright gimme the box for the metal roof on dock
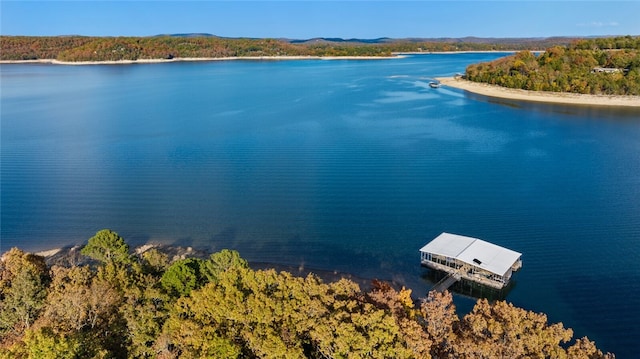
[419,232,521,276]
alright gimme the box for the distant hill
[278,36,582,48]
[154,33,219,38]
[162,34,580,47]
[288,37,393,44]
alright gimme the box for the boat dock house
[420,232,522,290]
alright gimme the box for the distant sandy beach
[0,53,511,66]
[0,55,402,66]
[396,51,516,55]
[437,77,640,108]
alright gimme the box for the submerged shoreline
[437,77,640,108]
[32,244,379,290]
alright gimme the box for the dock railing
[422,258,508,289]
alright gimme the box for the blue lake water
[1,54,639,356]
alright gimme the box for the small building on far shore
[420,232,522,290]
[591,67,623,74]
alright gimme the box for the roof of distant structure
[419,232,521,276]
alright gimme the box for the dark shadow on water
[420,269,515,302]
[167,236,196,249]
[249,261,375,290]
[465,92,640,120]
[125,233,151,248]
[557,273,640,358]
[210,227,238,246]
[205,234,419,291]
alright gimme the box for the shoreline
[396,50,516,55]
[0,55,402,66]
[437,77,640,108]
[0,51,519,66]
[32,244,381,290]
[0,52,520,66]
[0,52,519,65]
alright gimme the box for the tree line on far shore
[465,36,640,96]
[0,35,577,62]
[0,229,613,358]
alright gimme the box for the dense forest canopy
[465,36,640,95]
[0,230,613,358]
[1,35,578,62]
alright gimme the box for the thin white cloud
[578,21,620,28]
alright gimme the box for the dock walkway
[431,272,461,292]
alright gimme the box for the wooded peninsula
[1,230,613,358]
[465,36,640,96]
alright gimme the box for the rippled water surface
[2,54,639,356]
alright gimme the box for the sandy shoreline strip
[436,77,640,108]
[35,248,63,257]
[0,53,513,65]
[0,55,402,66]
[396,50,516,55]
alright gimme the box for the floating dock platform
[420,232,522,290]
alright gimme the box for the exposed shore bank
[0,52,517,65]
[396,50,516,55]
[437,77,640,108]
[0,55,402,66]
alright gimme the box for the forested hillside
[465,36,640,95]
[1,35,575,62]
[0,230,613,358]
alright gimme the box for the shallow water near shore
[2,54,640,356]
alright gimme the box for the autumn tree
[119,275,170,358]
[0,248,49,341]
[160,258,205,298]
[420,290,458,357]
[81,229,131,265]
[200,249,248,283]
[18,327,82,359]
[36,265,128,357]
[165,266,416,358]
[567,337,615,359]
[139,247,170,275]
[368,280,433,358]
[453,299,573,358]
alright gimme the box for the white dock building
[420,232,522,290]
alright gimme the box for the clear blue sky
[2,1,639,39]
